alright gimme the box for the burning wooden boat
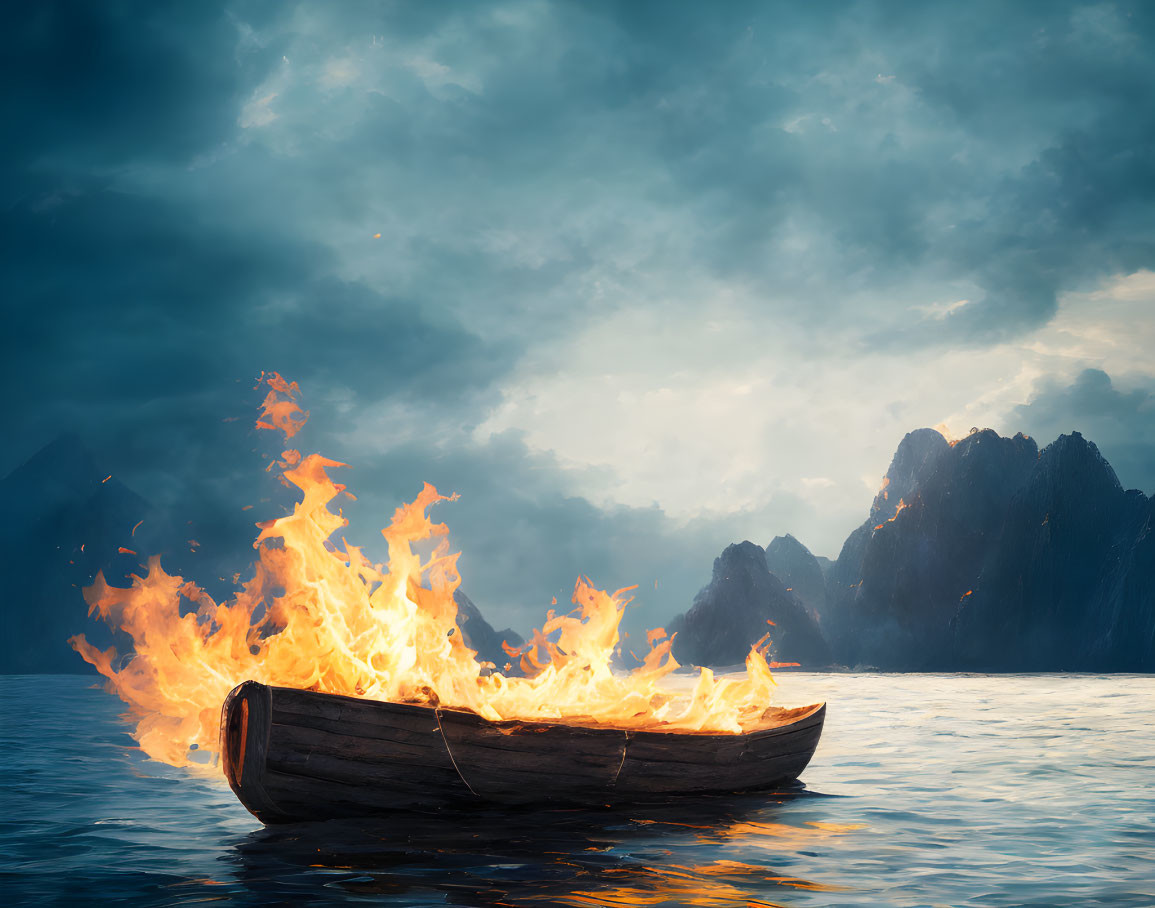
[220,681,826,823]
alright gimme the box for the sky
[4,0,1154,633]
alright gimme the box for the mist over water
[4,673,1152,906]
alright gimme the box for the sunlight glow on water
[3,674,1153,906]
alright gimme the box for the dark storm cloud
[4,0,1154,630]
[410,0,1151,343]
[610,0,1155,344]
[1,182,508,445]
[328,429,810,637]
[0,1,282,173]
[1013,369,1155,494]
[0,175,512,601]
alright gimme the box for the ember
[71,374,797,768]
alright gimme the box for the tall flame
[70,375,785,768]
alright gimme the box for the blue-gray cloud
[1013,369,1155,494]
[4,0,1154,631]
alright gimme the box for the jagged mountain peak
[1034,431,1125,496]
[670,540,831,669]
[820,425,1153,672]
[765,533,809,559]
[453,589,525,672]
[764,534,827,624]
[3,432,102,502]
[870,427,950,520]
[715,540,766,570]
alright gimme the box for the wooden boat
[220,680,826,823]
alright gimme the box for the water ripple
[3,673,1153,906]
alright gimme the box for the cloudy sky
[4,1,1154,633]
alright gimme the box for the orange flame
[254,371,308,439]
[70,374,787,767]
[875,497,907,531]
[933,422,961,447]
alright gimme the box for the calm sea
[3,673,1152,907]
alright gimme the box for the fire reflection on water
[227,789,858,907]
[12,675,1152,906]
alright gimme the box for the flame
[874,497,907,531]
[932,422,961,447]
[254,370,308,439]
[71,374,789,768]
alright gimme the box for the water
[3,674,1153,907]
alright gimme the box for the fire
[873,497,907,531]
[254,370,308,439]
[932,422,962,447]
[71,375,787,768]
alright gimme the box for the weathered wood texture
[220,681,825,823]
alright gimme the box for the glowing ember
[71,374,788,768]
[254,370,308,439]
[932,422,962,447]
[874,497,908,531]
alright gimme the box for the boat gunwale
[264,683,825,740]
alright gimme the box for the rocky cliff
[827,429,1039,669]
[682,427,1152,673]
[670,541,832,669]
[953,433,1154,671]
[453,589,526,672]
[825,429,1152,671]
[764,534,827,625]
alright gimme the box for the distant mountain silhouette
[764,534,827,627]
[952,433,1154,671]
[669,541,832,669]
[8,428,1150,676]
[827,428,1040,669]
[453,589,525,672]
[0,434,157,673]
[0,435,523,675]
[686,427,1153,672]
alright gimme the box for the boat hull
[220,681,825,823]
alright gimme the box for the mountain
[820,428,1151,671]
[763,534,827,625]
[669,542,832,669]
[683,426,1152,674]
[0,434,157,673]
[826,428,1039,669]
[453,589,525,672]
[1,435,525,676]
[953,433,1154,671]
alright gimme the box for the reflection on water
[4,673,1154,907]
[227,790,852,907]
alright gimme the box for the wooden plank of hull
[220,681,286,823]
[614,707,825,795]
[435,708,630,804]
[220,681,825,823]
[260,767,466,817]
